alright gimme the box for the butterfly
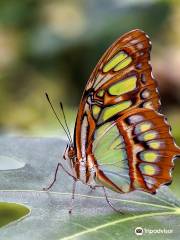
[44,29,180,213]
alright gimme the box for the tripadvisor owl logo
[135,227,144,236]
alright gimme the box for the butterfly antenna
[60,101,73,145]
[45,93,72,144]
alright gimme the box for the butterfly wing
[74,29,180,193]
[91,108,180,193]
[86,28,160,113]
[75,29,159,159]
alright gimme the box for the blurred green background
[0,0,180,195]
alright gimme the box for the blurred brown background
[0,0,180,195]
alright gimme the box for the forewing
[74,29,160,160]
[86,29,161,123]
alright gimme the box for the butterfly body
[62,29,180,196]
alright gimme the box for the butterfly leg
[102,187,124,214]
[69,179,77,214]
[43,162,75,191]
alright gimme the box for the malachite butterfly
[44,29,180,213]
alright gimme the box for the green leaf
[0,137,180,240]
[0,202,30,227]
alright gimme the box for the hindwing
[90,108,180,193]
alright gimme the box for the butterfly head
[68,145,76,159]
[63,144,76,165]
